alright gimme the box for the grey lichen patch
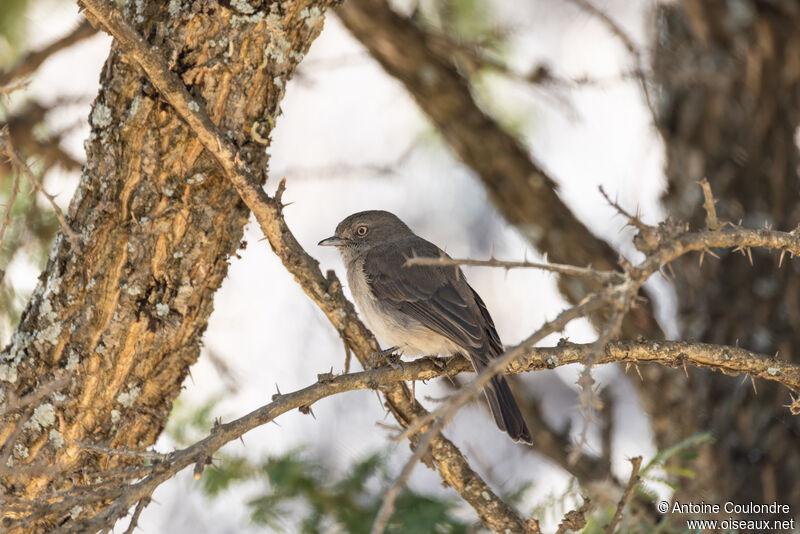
[231,11,265,27]
[187,173,207,185]
[133,0,145,22]
[264,13,292,65]
[231,0,255,14]
[117,386,141,408]
[0,364,18,383]
[124,284,142,296]
[110,409,121,425]
[70,505,83,520]
[187,101,200,112]
[767,367,779,376]
[49,429,64,449]
[156,303,170,318]
[14,442,29,459]
[42,270,62,299]
[37,322,62,346]
[300,6,324,28]
[545,355,559,367]
[168,0,182,16]
[91,102,113,129]
[66,351,80,371]
[24,403,56,432]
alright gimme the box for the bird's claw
[385,353,405,372]
[367,346,403,370]
[425,355,447,371]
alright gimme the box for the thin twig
[699,178,720,230]
[0,373,70,419]
[603,456,642,533]
[555,497,591,534]
[122,497,150,534]
[0,169,21,255]
[0,80,30,95]
[74,441,170,462]
[564,0,659,128]
[405,254,623,284]
[0,19,97,87]
[0,129,80,248]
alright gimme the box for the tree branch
[0,19,98,87]
[603,456,641,534]
[7,332,794,529]
[77,1,530,531]
[405,255,624,284]
[0,128,80,248]
[335,0,661,340]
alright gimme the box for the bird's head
[318,210,412,253]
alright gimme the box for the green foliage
[203,450,470,533]
[165,397,471,532]
[638,433,714,498]
[0,0,28,52]
[530,434,714,534]
[424,0,503,50]
[164,400,714,534]
[164,395,224,446]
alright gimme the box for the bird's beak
[318,236,346,247]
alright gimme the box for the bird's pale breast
[347,256,461,357]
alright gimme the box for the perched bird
[319,210,532,444]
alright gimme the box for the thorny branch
[9,2,798,532]
[405,255,624,284]
[564,0,658,128]
[77,0,529,532]
[372,191,800,532]
[4,335,796,528]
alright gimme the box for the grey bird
[319,210,532,444]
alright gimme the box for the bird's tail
[483,375,533,445]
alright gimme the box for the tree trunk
[649,0,800,513]
[0,0,329,530]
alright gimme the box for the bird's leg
[367,346,403,370]
[423,354,448,371]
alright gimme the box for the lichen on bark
[0,0,330,529]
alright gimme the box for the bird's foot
[367,346,403,371]
[423,355,448,371]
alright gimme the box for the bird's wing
[364,238,499,360]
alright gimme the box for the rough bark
[0,0,329,529]
[650,0,800,513]
[336,0,659,339]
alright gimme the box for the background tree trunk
[0,1,328,530]
[649,0,800,512]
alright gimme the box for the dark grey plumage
[319,210,532,444]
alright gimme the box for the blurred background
[2,0,796,532]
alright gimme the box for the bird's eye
[356,225,369,237]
